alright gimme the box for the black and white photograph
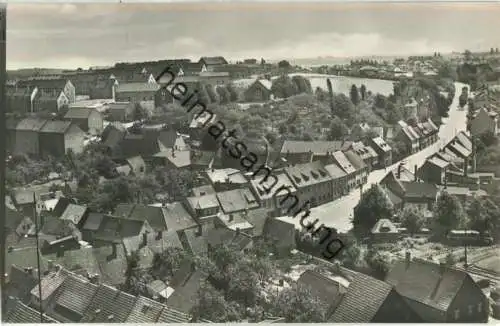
[1,1,500,323]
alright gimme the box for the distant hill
[7,68,65,80]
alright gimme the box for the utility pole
[33,193,44,323]
[0,4,6,317]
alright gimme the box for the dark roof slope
[81,284,137,322]
[330,273,393,323]
[4,300,59,323]
[39,120,73,134]
[126,296,165,323]
[385,259,468,312]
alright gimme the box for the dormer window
[311,171,319,179]
[293,176,301,183]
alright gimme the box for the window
[454,309,460,320]
[478,303,482,313]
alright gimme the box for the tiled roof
[162,202,198,232]
[250,171,297,200]
[400,181,438,199]
[81,284,137,322]
[207,226,253,250]
[6,247,48,275]
[5,265,39,302]
[324,163,347,180]
[148,230,184,254]
[156,306,191,323]
[199,56,228,65]
[427,156,449,169]
[344,150,367,171]
[216,188,260,214]
[12,189,35,205]
[447,140,471,158]
[40,120,73,134]
[113,203,167,231]
[257,79,272,91]
[15,118,48,131]
[454,131,472,151]
[284,161,332,188]
[59,204,87,225]
[206,168,248,184]
[281,140,345,154]
[31,269,71,301]
[115,82,160,93]
[386,259,468,312]
[126,155,145,172]
[331,151,356,175]
[4,300,59,323]
[64,107,95,119]
[372,136,391,152]
[52,274,99,322]
[18,77,68,90]
[82,212,104,231]
[92,215,146,241]
[330,273,393,322]
[155,150,191,168]
[238,207,269,237]
[297,270,347,309]
[186,194,220,211]
[43,247,101,277]
[126,296,165,323]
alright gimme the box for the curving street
[282,82,469,232]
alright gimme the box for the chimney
[156,231,162,240]
[142,232,148,247]
[397,163,403,179]
[439,262,446,275]
[56,245,65,257]
[90,274,100,284]
[111,243,117,259]
[25,267,33,275]
[405,251,411,269]
[464,157,469,177]
[195,224,202,237]
[228,214,234,222]
[414,165,418,181]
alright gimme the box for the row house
[114,82,163,117]
[7,118,85,157]
[344,150,369,186]
[279,140,350,165]
[105,102,136,122]
[17,78,76,104]
[5,86,36,114]
[213,64,252,79]
[330,150,358,192]
[324,162,349,198]
[284,161,333,209]
[63,107,104,135]
[33,88,70,113]
[416,118,439,148]
[198,71,231,87]
[348,141,379,171]
[249,170,298,217]
[368,136,392,167]
[394,120,419,155]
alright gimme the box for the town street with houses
[284,82,469,232]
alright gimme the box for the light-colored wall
[64,124,86,155]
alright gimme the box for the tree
[366,249,392,280]
[216,86,231,103]
[433,191,468,234]
[400,206,425,235]
[196,82,211,105]
[205,84,219,103]
[191,281,242,322]
[315,87,327,102]
[133,104,147,121]
[353,184,393,236]
[271,75,299,98]
[350,84,360,105]
[278,60,292,70]
[327,78,335,116]
[225,83,239,102]
[151,247,191,282]
[339,240,364,269]
[292,75,312,94]
[327,116,349,140]
[360,84,367,100]
[272,284,329,322]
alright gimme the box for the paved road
[282,82,469,232]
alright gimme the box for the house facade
[249,171,298,217]
[39,121,86,157]
[114,82,161,117]
[284,161,333,209]
[244,79,274,102]
[63,107,104,135]
[368,136,393,168]
[11,118,47,156]
[106,102,136,122]
[470,107,499,136]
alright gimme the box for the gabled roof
[372,136,391,152]
[162,202,198,232]
[64,107,95,119]
[126,296,165,323]
[156,306,191,323]
[155,150,191,168]
[281,140,346,154]
[4,300,59,323]
[284,161,332,188]
[91,215,147,241]
[39,120,73,134]
[15,118,48,131]
[297,270,347,308]
[191,185,216,197]
[330,273,394,323]
[199,56,228,65]
[386,259,470,313]
[51,274,99,322]
[400,181,438,199]
[216,188,260,214]
[257,79,272,91]
[371,218,399,234]
[331,151,356,175]
[427,156,450,169]
[324,163,348,180]
[344,150,367,171]
[446,140,471,158]
[250,171,297,200]
[186,194,220,211]
[454,131,472,151]
[18,77,68,90]
[126,155,145,171]
[115,82,160,93]
[31,269,71,301]
[113,203,168,231]
[81,284,137,322]
[12,189,35,205]
[59,204,87,225]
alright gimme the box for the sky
[6,2,500,70]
